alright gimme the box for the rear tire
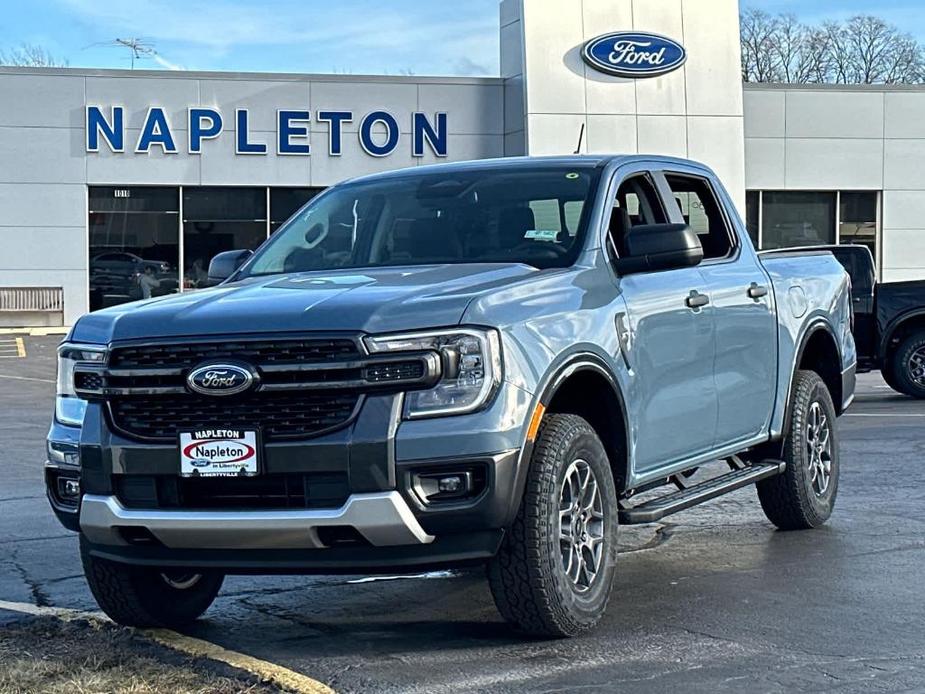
[81,540,223,628]
[757,370,839,530]
[488,413,618,637]
[881,360,908,396]
[890,330,925,399]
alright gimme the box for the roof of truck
[342,154,711,186]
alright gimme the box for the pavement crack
[44,574,84,585]
[237,597,336,636]
[221,578,345,598]
[675,625,738,645]
[9,555,51,608]
[621,523,676,553]
[2,534,75,545]
[0,495,43,503]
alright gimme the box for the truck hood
[71,264,541,344]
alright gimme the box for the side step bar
[619,460,786,525]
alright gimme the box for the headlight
[365,327,502,418]
[56,343,106,426]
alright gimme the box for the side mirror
[613,224,703,275]
[206,249,253,285]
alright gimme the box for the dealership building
[2,0,924,326]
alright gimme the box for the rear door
[662,171,777,445]
[608,169,718,473]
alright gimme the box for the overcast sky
[2,1,923,75]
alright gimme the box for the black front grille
[98,335,435,443]
[110,337,360,369]
[115,472,349,510]
[109,391,361,441]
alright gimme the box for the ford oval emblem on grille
[187,363,255,397]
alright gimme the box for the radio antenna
[573,122,585,154]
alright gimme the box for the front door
[608,172,718,475]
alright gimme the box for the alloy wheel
[558,459,606,592]
[908,346,925,388]
[806,401,833,497]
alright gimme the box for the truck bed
[759,249,856,432]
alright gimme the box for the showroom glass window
[747,190,879,268]
[88,187,179,311]
[761,191,836,249]
[839,192,878,263]
[270,188,323,234]
[182,188,267,289]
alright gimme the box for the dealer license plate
[179,429,259,477]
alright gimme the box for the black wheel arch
[784,319,844,434]
[879,309,925,364]
[505,353,629,527]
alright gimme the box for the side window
[664,174,735,260]
[609,175,666,257]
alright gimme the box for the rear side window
[664,174,736,260]
[528,199,562,233]
[528,199,586,238]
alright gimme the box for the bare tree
[740,9,780,82]
[741,11,924,84]
[843,16,924,83]
[799,27,834,84]
[821,20,852,84]
[0,43,69,67]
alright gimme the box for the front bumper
[80,491,434,549]
[80,529,504,575]
[47,380,530,570]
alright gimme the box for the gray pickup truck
[47,155,856,637]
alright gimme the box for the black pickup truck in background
[815,245,925,398]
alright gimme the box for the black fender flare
[781,318,842,435]
[878,308,925,362]
[502,353,629,527]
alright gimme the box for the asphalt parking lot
[2,334,924,692]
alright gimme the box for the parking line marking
[0,600,335,694]
[845,413,925,417]
[143,629,335,694]
[0,337,24,359]
[0,599,100,620]
[0,373,54,384]
[0,327,69,336]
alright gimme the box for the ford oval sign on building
[582,31,686,78]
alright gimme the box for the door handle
[747,283,769,300]
[685,290,710,309]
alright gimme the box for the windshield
[242,164,602,277]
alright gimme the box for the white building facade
[0,0,922,326]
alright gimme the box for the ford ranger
[46,156,856,637]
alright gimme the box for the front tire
[757,370,839,530]
[81,540,224,628]
[890,330,925,399]
[488,413,618,637]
